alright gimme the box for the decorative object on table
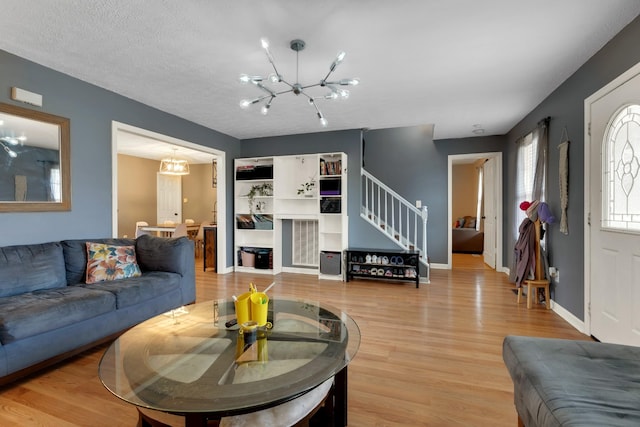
[239,38,359,127]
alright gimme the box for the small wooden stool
[516,218,551,310]
[517,279,550,309]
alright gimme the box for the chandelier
[239,38,359,127]
[159,149,190,175]
[0,136,25,158]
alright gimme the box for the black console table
[345,248,420,288]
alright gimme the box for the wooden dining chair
[172,223,189,238]
[135,221,150,238]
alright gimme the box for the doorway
[448,152,503,271]
[110,121,227,273]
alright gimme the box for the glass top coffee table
[99,298,360,426]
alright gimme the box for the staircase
[361,169,430,282]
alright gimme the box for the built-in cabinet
[234,153,347,280]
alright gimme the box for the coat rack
[516,219,550,309]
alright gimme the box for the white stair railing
[361,169,429,281]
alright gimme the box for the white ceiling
[116,130,216,164]
[1,0,640,146]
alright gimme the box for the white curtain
[514,118,549,238]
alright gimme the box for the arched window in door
[602,104,640,231]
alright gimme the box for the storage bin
[235,165,273,180]
[241,250,255,267]
[236,214,255,229]
[255,249,271,269]
[320,198,341,213]
[253,214,273,230]
[320,251,341,275]
[320,178,341,195]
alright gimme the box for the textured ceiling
[1,1,640,142]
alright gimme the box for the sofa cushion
[0,286,116,344]
[85,242,142,284]
[62,238,136,285]
[79,271,181,309]
[0,242,67,298]
[136,234,192,274]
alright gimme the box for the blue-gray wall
[242,126,507,266]
[366,128,506,263]
[504,16,640,320]
[0,50,240,268]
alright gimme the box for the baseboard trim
[551,300,587,335]
[430,263,448,270]
[282,267,317,275]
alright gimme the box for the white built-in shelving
[233,152,347,279]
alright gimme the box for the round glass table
[99,298,360,426]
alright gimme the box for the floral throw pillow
[85,242,142,284]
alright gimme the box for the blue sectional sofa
[0,234,195,385]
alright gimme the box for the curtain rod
[515,116,551,144]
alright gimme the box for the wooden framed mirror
[0,102,71,212]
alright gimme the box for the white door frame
[111,121,227,273]
[447,152,503,271]
[583,60,640,336]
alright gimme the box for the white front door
[483,157,497,269]
[157,173,182,224]
[588,65,640,345]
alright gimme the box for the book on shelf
[320,159,341,176]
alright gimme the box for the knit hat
[538,202,556,224]
[526,200,540,221]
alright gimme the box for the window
[515,130,546,238]
[602,104,640,231]
[49,167,61,202]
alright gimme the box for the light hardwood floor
[0,254,588,426]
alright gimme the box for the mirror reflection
[0,103,70,211]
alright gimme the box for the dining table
[98,298,360,427]
[140,223,200,238]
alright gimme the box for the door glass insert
[603,104,640,231]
